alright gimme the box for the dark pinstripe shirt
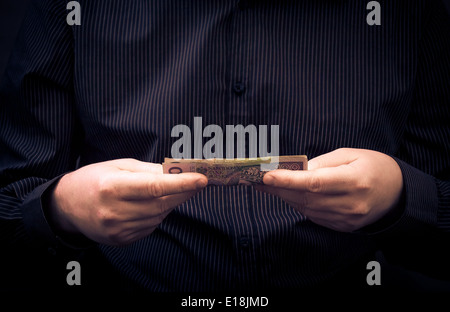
[1,0,449,291]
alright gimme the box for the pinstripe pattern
[1,0,449,290]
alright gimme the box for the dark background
[1,0,450,291]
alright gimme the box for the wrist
[44,175,81,238]
[43,176,96,248]
[357,186,406,234]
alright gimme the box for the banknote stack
[163,156,308,186]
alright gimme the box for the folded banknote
[162,156,308,185]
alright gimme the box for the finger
[101,191,200,246]
[255,185,308,210]
[112,172,208,199]
[256,185,367,232]
[128,190,201,220]
[262,166,357,194]
[308,148,358,170]
[109,159,164,174]
[105,190,199,225]
[111,191,200,245]
[255,185,352,213]
[153,190,202,213]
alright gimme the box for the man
[1,0,449,293]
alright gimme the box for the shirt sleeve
[363,0,450,279]
[0,0,89,257]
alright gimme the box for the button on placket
[233,81,246,95]
[239,236,250,249]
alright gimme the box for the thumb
[308,148,359,170]
[108,158,164,173]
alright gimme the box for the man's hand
[255,148,404,232]
[49,159,208,246]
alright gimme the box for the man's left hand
[255,148,404,232]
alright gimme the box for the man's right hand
[48,159,208,246]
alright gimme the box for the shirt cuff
[20,175,96,254]
[358,157,438,237]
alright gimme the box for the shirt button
[239,236,250,249]
[233,82,246,95]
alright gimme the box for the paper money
[162,156,308,185]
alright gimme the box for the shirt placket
[226,0,261,289]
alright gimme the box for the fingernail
[196,178,208,188]
[263,173,274,185]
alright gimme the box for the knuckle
[352,202,370,217]
[96,207,116,228]
[97,175,116,198]
[148,181,165,198]
[355,177,371,192]
[94,205,132,246]
[307,175,322,193]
